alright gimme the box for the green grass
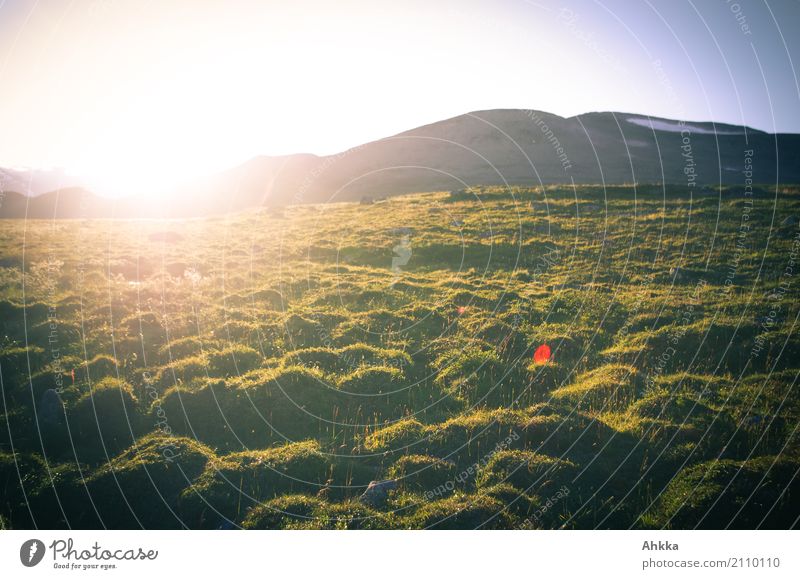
[1,184,799,529]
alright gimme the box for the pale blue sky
[0,0,797,194]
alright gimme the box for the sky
[0,0,798,196]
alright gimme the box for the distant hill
[0,188,117,219]
[0,167,85,197]
[2,109,799,218]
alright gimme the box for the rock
[37,389,63,426]
[359,479,397,507]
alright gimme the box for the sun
[66,87,230,199]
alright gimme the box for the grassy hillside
[1,184,799,529]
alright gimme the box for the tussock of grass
[362,418,426,452]
[388,454,458,492]
[80,433,215,528]
[208,344,262,376]
[404,492,513,529]
[180,440,330,527]
[69,377,139,458]
[476,449,576,493]
[551,364,640,411]
[337,366,404,394]
[241,494,391,529]
[648,455,800,529]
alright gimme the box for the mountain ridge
[2,108,798,218]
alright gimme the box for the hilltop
[2,110,798,218]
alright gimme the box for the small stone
[359,479,397,507]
